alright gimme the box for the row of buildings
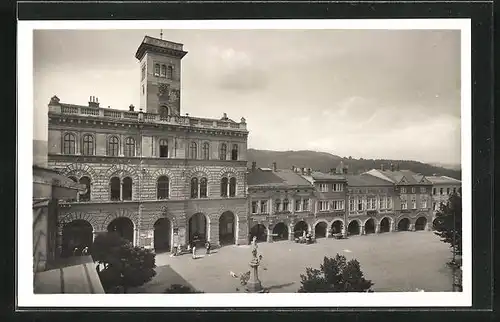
[42,35,461,258]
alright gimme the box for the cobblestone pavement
[148,231,454,293]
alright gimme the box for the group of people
[172,236,212,259]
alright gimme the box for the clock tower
[135,35,188,116]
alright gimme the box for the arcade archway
[415,217,427,231]
[314,222,328,238]
[364,218,375,234]
[62,219,93,257]
[188,213,207,246]
[272,222,288,241]
[331,220,343,234]
[347,220,360,236]
[379,217,391,233]
[294,220,309,238]
[107,217,134,243]
[219,211,236,246]
[250,224,267,242]
[397,218,411,231]
[153,218,171,253]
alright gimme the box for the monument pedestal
[246,259,263,293]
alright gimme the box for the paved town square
[132,231,454,293]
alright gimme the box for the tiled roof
[345,174,393,187]
[247,169,313,188]
[426,175,462,184]
[310,171,346,181]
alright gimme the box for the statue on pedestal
[246,236,264,293]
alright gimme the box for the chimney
[272,162,277,172]
[252,162,256,172]
[381,163,385,171]
[390,163,395,171]
[88,96,100,108]
[301,167,305,175]
[307,168,312,176]
[129,104,135,112]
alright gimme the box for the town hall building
[46,35,249,256]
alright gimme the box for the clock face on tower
[158,83,170,97]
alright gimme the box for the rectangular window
[447,188,450,195]
[440,188,444,195]
[401,187,407,194]
[332,200,344,210]
[141,65,146,80]
[411,187,416,193]
[319,201,329,211]
[433,202,437,210]
[433,188,436,195]
[295,199,301,212]
[357,198,363,211]
[154,63,160,76]
[420,198,427,209]
[332,183,343,192]
[411,195,417,209]
[420,187,426,193]
[387,197,392,209]
[161,64,167,77]
[260,200,268,214]
[302,199,309,211]
[349,198,355,212]
[371,198,376,210]
[453,187,456,194]
[319,184,328,192]
[379,196,385,209]
[401,200,408,210]
[251,201,258,214]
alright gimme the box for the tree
[92,232,157,293]
[433,193,462,260]
[298,254,373,293]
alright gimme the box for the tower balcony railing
[51,104,247,131]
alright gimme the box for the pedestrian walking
[192,243,197,259]
[205,241,211,255]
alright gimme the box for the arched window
[161,64,167,77]
[231,144,238,161]
[229,177,236,197]
[122,177,133,200]
[159,105,169,118]
[157,176,169,199]
[200,178,208,198]
[154,63,160,76]
[167,66,173,79]
[82,134,94,155]
[283,198,289,212]
[124,137,135,157]
[79,176,91,202]
[219,143,227,160]
[107,136,119,156]
[159,139,168,158]
[202,142,210,160]
[220,177,228,197]
[191,177,199,199]
[63,133,76,154]
[190,142,197,159]
[110,177,120,201]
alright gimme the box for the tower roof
[135,35,188,61]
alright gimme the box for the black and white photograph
[19,19,471,308]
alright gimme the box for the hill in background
[247,149,461,180]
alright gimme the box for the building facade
[427,175,462,216]
[47,36,249,256]
[365,167,434,231]
[247,163,317,243]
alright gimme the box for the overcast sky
[33,29,461,164]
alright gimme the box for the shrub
[164,284,203,293]
[93,232,156,293]
[298,254,373,293]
